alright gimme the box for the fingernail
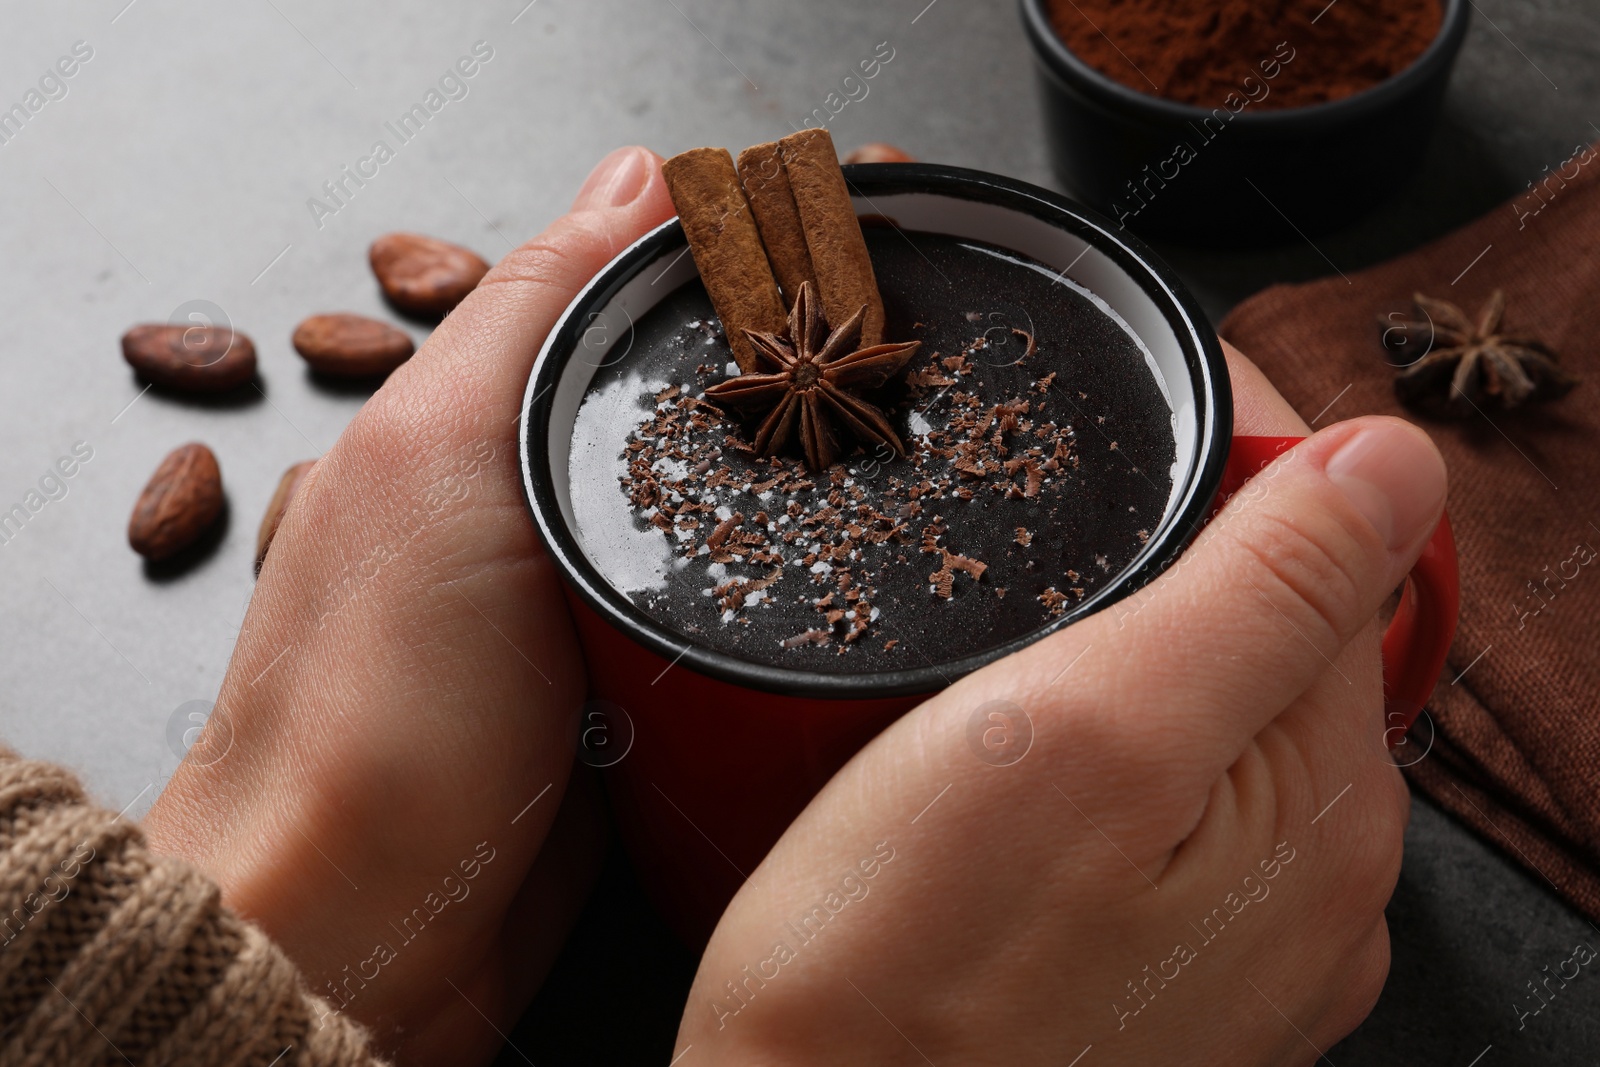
[1324,421,1447,553]
[572,147,651,211]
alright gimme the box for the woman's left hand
[146,147,674,1065]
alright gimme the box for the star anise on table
[1381,290,1578,417]
[705,281,921,471]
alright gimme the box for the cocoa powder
[1045,0,1442,109]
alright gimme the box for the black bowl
[1018,0,1470,245]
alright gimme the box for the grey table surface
[2,0,1597,1063]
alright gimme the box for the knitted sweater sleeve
[0,747,390,1066]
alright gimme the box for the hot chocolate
[568,228,1176,672]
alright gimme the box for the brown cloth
[1220,146,1600,922]
[0,746,388,1066]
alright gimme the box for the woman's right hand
[675,344,1446,1066]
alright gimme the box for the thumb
[1078,416,1447,769]
[380,145,674,432]
[569,144,660,212]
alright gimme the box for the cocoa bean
[255,460,316,574]
[121,325,257,393]
[292,314,414,377]
[842,143,916,165]
[368,233,490,317]
[128,443,224,561]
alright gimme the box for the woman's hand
[677,344,1447,1066]
[144,148,675,1065]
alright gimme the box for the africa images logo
[165,700,234,767]
[306,41,496,230]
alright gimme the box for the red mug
[520,166,1460,946]
[554,436,1457,946]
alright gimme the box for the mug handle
[1211,436,1459,746]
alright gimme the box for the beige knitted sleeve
[0,747,390,1067]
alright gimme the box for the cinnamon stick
[662,147,787,373]
[779,128,886,348]
[737,141,817,307]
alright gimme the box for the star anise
[706,281,921,470]
[1382,290,1577,417]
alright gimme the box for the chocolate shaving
[1039,588,1069,615]
[929,547,987,599]
[706,512,743,550]
[1012,327,1037,361]
[715,566,783,612]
